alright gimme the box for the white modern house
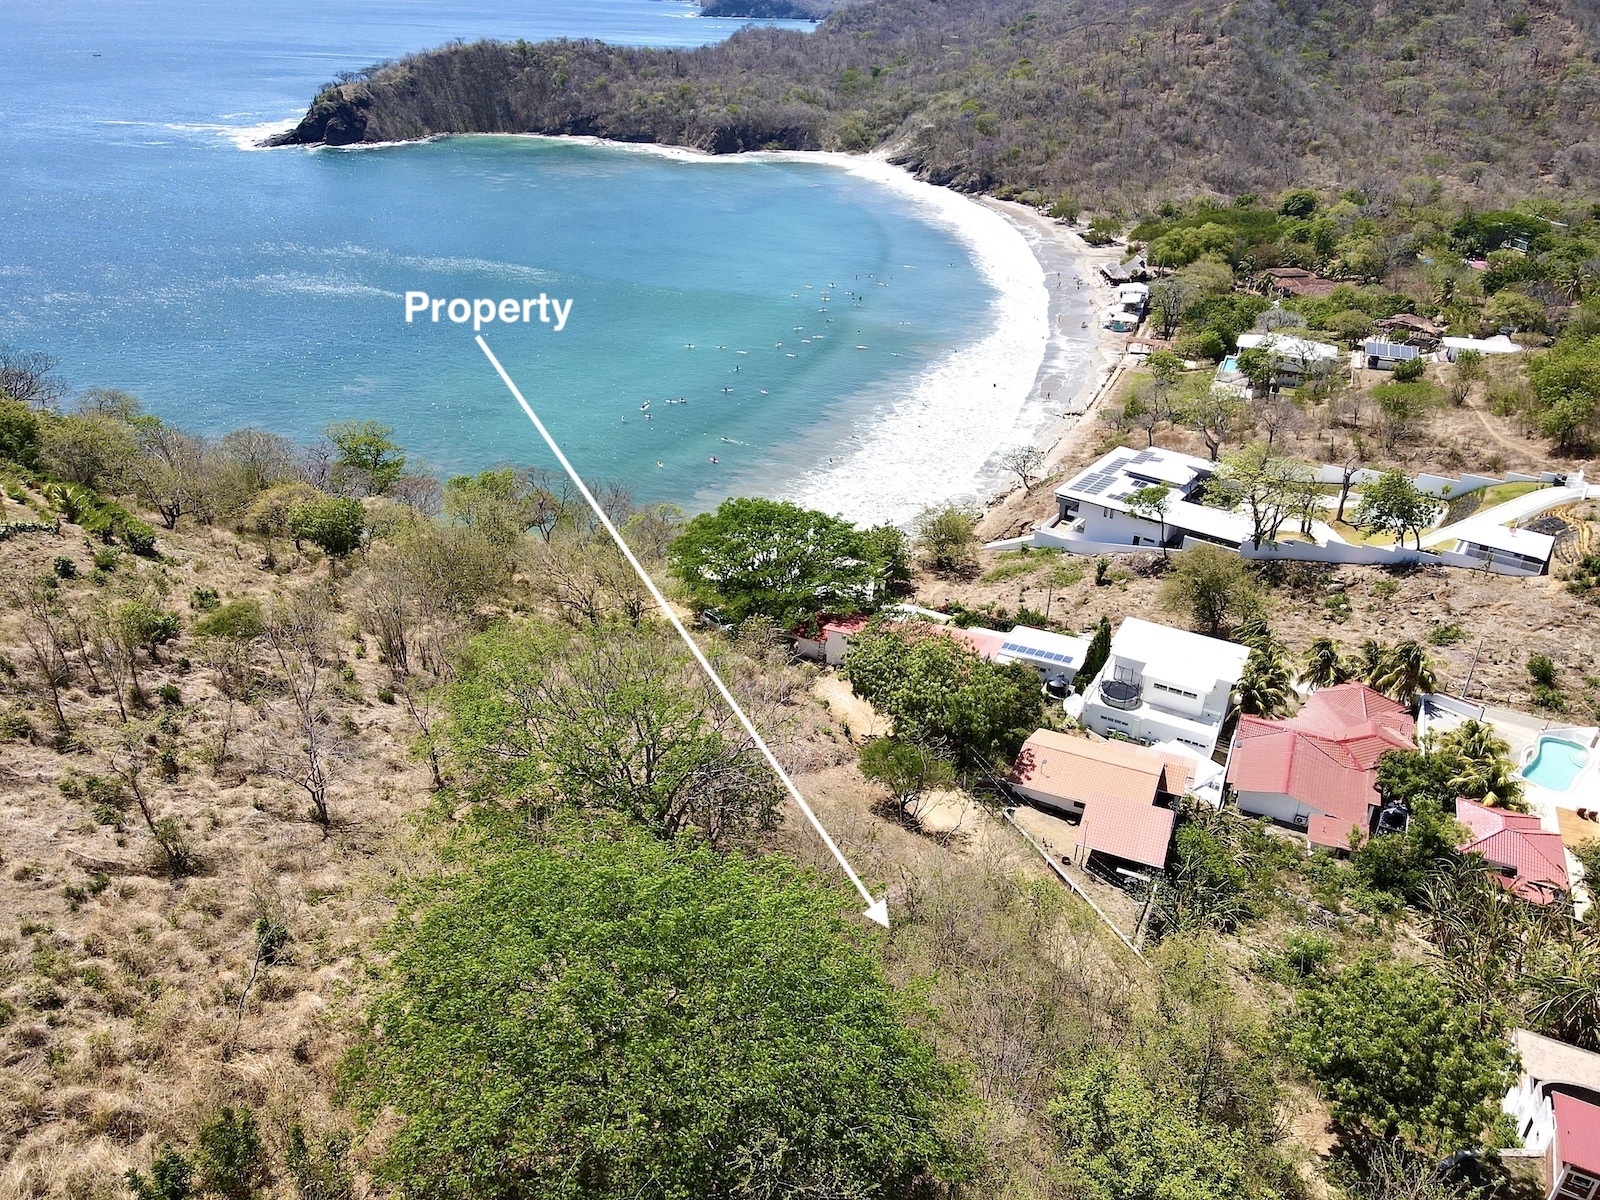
[1078,617,1251,756]
[1053,446,1254,551]
[1235,331,1342,380]
[1107,283,1150,333]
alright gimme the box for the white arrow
[476,336,890,928]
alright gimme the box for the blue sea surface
[0,0,1001,511]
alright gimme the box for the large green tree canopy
[1289,955,1513,1155]
[667,497,906,630]
[841,624,1044,767]
[347,827,976,1200]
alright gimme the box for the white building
[1504,1029,1600,1200]
[1235,331,1342,379]
[1054,446,1253,551]
[1442,334,1523,360]
[1079,617,1251,756]
[993,625,1095,687]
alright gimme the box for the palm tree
[1374,639,1437,705]
[1237,643,1294,718]
[1440,719,1526,809]
[1301,636,1347,689]
[1347,639,1389,689]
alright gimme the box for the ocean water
[1,0,1047,523]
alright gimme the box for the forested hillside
[273,0,1600,205]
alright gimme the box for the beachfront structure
[1054,446,1252,551]
[1008,729,1192,870]
[1362,339,1422,371]
[1234,332,1342,380]
[1457,798,1570,904]
[1107,283,1149,333]
[1504,1030,1600,1200]
[1079,617,1251,756]
[1226,682,1416,848]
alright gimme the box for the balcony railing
[1099,677,1144,711]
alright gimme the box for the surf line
[475,335,890,929]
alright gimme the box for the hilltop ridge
[270,0,1600,205]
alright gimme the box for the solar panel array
[1070,454,1131,497]
[1002,641,1078,664]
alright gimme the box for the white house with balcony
[1079,617,1251,756]
[1052,446,1254,551]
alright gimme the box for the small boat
[640,400,651,411]
[709,456,719,463]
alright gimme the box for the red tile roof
[1227,684,1416,849]
[1078,794,1177,870]
[1457,798,1570,903]
[1554,1093,1600,1176]
[820,615,871,637]
[941,625,1006,660]
[1287,683,1415,766]
[1010,730,1166,807]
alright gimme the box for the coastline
[268,128,1125,527]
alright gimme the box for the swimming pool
[1218,355,1241,376]
[1520,737,1592,792]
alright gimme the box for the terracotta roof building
[1226,682,1416,849]
[1009,729,1190,869]
[1258,267,1339,299]
[1505,1030,1600,1200]
[1458,799,1570,904]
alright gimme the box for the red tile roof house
[1008,729,1194,871]
[1226,682,1416,850]
[1457,799,1570,904]
[1548,1093,1600,1200]
[1505,1029,1600,1200]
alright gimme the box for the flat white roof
[1236,332,1341,361]
[1442,335,1522,354]
[1108,617,1252,692]
[997,626,1093,669]
[1453,519,1556,561]
[1057,446,1213,509]
[1163,499,1253,544]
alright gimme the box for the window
[1557,1167,1600,1200]
[1151,681,1199,700]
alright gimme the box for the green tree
[1482,288,1546,333]
[1435,719,1524,809]
[1221,442,1313,549]
[858,736,954,826]
[0,398,41,468]
[1125,483,1171,554]
[347,829,976,1200]
[842,624,1044,767]
[1291,956,1513,1155]
[1301,636,1349,689]
[1159,543,1262,636]
[1178,387,1247,461]
[1372,639,1436,704]
[442,467,543,548]
[1353,470,1433,549]
[1528,338,1600,450]
[1237,640,1294,718]
[326,419,406,495]
[1074,615,1113,695]
[193,1107,268,1200]
[287,495,366,558]
[125,1146,194,1200]
[667,497,895,629]
[913,500,981,576]
[443,621,782,843]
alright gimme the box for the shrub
[194,599,263,640]
[157,682,182,707]
[1391,357,1425,382]
[190,586,219,610]
[92,546,118,572]
[51,556,77,579]
[1528,653,1558,687]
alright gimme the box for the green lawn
[1443,480,1547,525]
[1329,519,1399,547]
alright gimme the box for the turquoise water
[1520,737,1591,792]
[1,1,1010,516]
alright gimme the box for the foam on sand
[784,155,1050,526]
